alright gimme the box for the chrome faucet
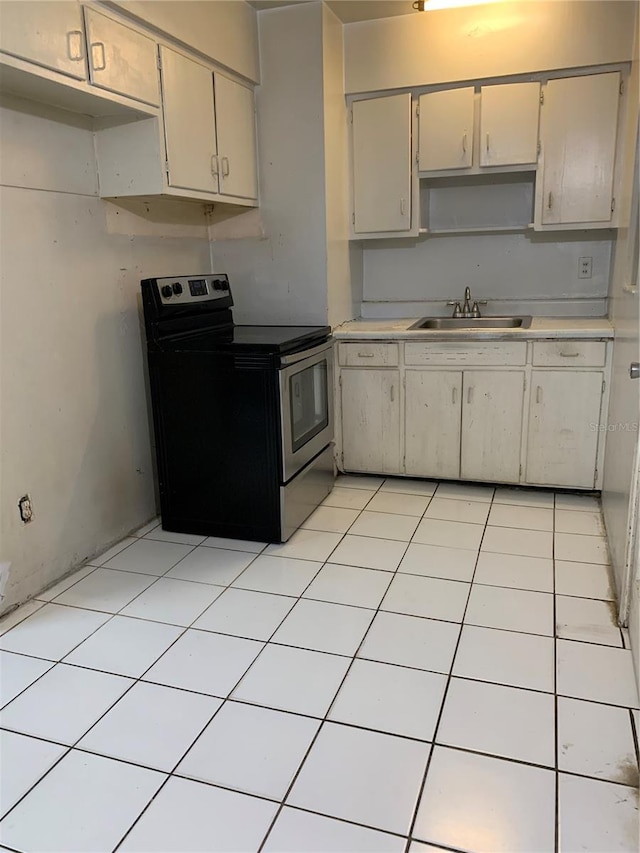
[447,287,487,319]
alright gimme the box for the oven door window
[289,359,329,452]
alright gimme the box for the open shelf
[420,172,536,235]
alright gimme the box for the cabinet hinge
[352,212,355,226]
[165,159,170,177]
[416,103,420,116]
[611,198,616,213]
[620,80,624,95]
[602,379,606,393]
[157,52,162,70]
[539,91,544,105]
[519,463,523,478]
[339,373,343,389]
[416,150,420,163]
[349,109,353,124]
[537,141,541,156]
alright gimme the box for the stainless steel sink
[410,316,532,330]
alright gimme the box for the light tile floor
[1,476,639,853]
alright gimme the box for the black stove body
[142,274,335,543]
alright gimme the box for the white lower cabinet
[405,370,461,479]
[526,370,604,489]
[338,339,609,490]
[340,368,401,474]
[461,370,525,483]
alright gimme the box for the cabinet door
[341,369,401,474]
[480,82,540,167]
[461,370,525,484]
[160,47,218,195]
[540,73,620,225]
[214,74,258,201]
[352,94,412,234]
[405,370,462,479]
[418,88,474,171]
[0,1,87,80]
[526,371,603,488]
[84,8,159,106]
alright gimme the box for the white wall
[0,94,211,613]
[109,0,260,83]
[344,0,636,94]
[322,4,362,327]
[602,5,640,684]
[211,2,329,326]
[361,231,612,318]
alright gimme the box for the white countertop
[333,316,614,341]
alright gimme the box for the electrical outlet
[578,257,593,279]
[18,495,33,523]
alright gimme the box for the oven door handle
[280,340,333,366]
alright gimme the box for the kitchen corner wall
[0,94,211,614]
[209,1,362,327]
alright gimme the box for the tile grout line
[254,476,424,851]
[403,485,496,852]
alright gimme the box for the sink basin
[410,316,532,330]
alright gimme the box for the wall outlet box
[578,257,593,279]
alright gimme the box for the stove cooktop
[171,325,332,355]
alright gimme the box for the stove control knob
[172,282,183,295]
[213,279,227,291]
[161,284,173,298]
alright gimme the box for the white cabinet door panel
[85,8,159,106]
[160,47,218,195]
[480,82,540,167]
[526,371,603,488]
[540,73,620,225]
[0,1,87,80]
[214,74,258,201]
[341,369,401,474]
[352,94,412,233]
[405,370,461,480]
[419,88,474,171]
[461,370,524,484]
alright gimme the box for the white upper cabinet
[84,7,159,106]
[160,46,218,195]
[214,74,258,201]
[352,93,412,234]
[418,87,474,171]
[0,1,87,80]
[479,82,540,167]
[537,72,620,227]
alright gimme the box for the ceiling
[248,1,417,24]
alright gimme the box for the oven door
[279,340,334,482]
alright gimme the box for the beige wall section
[602,5,640,684]
[0,94,211,613]
[344,1,636,94]
[210,2,360,328]
[322,4,362,327]
[108,0,260,83]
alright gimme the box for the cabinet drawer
[338,342,399,367]
[405,341,527,366]
[532,341,606,367]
